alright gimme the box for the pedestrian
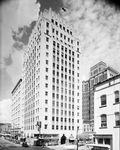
[61,134,66,144]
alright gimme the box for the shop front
[34,133,59,146]
[94,134,112,150]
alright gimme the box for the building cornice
[11,79,22,94]
[94,74,120,88]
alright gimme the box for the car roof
[87,144,110,148]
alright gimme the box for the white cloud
[1,0,40,58]
[82,75,87,81]
[0,99,12,123]
[61,0,120,79]
[0,0,40,100]
[6,50,24,85]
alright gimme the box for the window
[101,95,106,106]
[101,114,107,127]
[64,126,67,130]
[56,117,59,121]
[60,24,62,29]
[45,108,48,112]
[46,44,49,49]
[45,116,48,120]
[52,117,54,121]
[45,91,48,96]
[46,22,49,27]
[46,52,49,57]
[46,68,48,72]
[45,83,48,88]
[51,19,54,23]
[45,99,48,104]
[115,112,120,126]
[45,75,48,80]
[45,124,47,129]
[52,109,55,114]
[52,101,55,106]
[56,30,58,35]
[52,125,54,129]
[56,109,59,114]
[46,60,48,64]
[64,118,67,122]
[56,125,58,130]
[52,93,55,98]
[46,37,49,42]
[55,21,58,26]
[115,91,119,103]
[46,30,49,35]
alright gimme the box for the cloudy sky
[0,0,120,123]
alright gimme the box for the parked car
[22,141,29,147]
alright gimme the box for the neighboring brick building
[82,61,119,131]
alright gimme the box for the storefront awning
[94,134,112,139]
[77,133,89,139]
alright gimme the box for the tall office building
[22,8,82,138]
[82,61,119,132]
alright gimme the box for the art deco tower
[22,8,82,138]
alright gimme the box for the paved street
[2,146,89,150]
[0,137,21,149]
[0,137,89,150]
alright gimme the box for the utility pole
[36,121,41,138]
[76,128,79,150]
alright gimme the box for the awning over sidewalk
[69,134,75,141]
[77,133,89,139]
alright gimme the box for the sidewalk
[48,144,76,149]
[47,144,89,150]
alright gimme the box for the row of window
[52,29,73,44]
[100,112,120,128]
[52,117,79,123]
[100,91,120,107]
[53,41,75,54]
[50,19,73,36]
[24,124,75,131]
[52,125,74,130]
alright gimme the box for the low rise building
[0,123,11,135]
[94,74,120,150]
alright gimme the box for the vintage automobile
[86,143,111,150]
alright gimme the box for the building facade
[94,74,120,150]
[82,61,119,131]
[11,79,23,136]
[22,8,82,138]
[0,123,11,135]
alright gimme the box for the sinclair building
[22,8,82,138]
